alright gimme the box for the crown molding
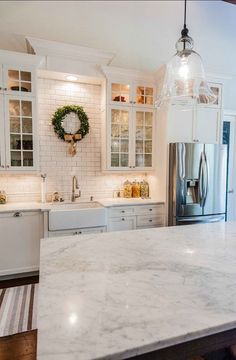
[26,37,115,66]
[101,65,155,82]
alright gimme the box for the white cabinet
[168,107,194,143]
[0,57,39,172]
[48,226,106,238]
[108,79,155,108]
[101,67,156,172]
[108,216,136,232]
[107,204,165,232]
[0,211,44,277]
[107,106,155,170]
[194,108,220,144]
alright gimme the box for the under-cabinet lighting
[66,75,78,81]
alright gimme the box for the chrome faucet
[71,176,81,202]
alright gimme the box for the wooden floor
[0,330,37,360]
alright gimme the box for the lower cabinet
[48,226,106,237]
[108,216,136,232]
[108,204,165,232]
[0,211,44,277]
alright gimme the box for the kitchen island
[37,222,236,360]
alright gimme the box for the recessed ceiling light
[66,75,78,81]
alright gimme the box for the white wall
[0,77,148,202]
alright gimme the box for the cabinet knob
[14,212,22,217]
[121,210,125,213]
[149,208,153,211]
[1,165,4,168]
[122,218,125,221]
[193,139,199,143]
[6,165,9,168]
[149,219,153,222]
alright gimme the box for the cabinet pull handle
[149,208,152,211]
[3,88,7,91]
[6,165,9,168]
[78,231,82,234]
[1,165,4,168]
[122,218,125,221]
[149,219,153,222]
[14,212,22,217]
[121,210,125,213]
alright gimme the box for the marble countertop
[0,198,163,213]
[38,222,236,360]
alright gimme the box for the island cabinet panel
[107,203,165,231]
[0,211,43,277]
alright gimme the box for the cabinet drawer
[109,206,135,217]
[136,215,164,228]
[135,204,164,216]
[108,216,136,232]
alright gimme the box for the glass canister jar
[140,180,149,199]
[0,190,7,204]
[132,180,141,198]
[123,180,132,198]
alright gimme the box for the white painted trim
[224,109,236,116]
[0,49,43,67]
[101,65,155,82]
[38,69,104,85]
[26,37,115,65]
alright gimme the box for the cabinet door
[133,108,154,169]
[0,211,43,276]
[133,83,155,108]
[3,65,35,96]
[168,106,194,143]
[4,95,38,170]
[194,108,220,144]
[108,106,132,170]
[109,80,132,106]
[108,216,136,232]
[0,94,5,170]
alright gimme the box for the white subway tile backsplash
[0,77,148,203]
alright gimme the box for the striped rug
[0,284,38,337]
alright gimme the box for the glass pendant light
[156,0,216,107]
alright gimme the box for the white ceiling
[0,1,235,75]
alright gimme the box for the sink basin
[48,201,107,231]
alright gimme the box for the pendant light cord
[181,0,188,37]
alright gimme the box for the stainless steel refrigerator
[168,143,227,226]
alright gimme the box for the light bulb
[178,58,189,80]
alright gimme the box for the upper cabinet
[167,83,223,145]
[101,67,156,171]
[108,79,155,108]
[0,51,42,172]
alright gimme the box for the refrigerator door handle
[202,152,209,207]
[177,215,225,223]
[199,153,204,207]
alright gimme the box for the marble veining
[38,222,236,360]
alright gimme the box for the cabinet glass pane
[8,99,34,168]
[136,86,153,105]
[22,101,32,117]
[111,83,130,103]
[11,151,21,166]
[8,69,32,93]
[10,134,21,150]
[22,135,33,150]
[110,109,129,168]
[135,111,153,168]
[23,151,33,167]
[10,117,20,133]
[22,118,32,133]
[120,154,128,167]
[9,100,20,116]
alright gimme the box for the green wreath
[52,105,89,142]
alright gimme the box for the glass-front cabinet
[0,63,37,172]
[107,106,154,171]
[108,80,155,108]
